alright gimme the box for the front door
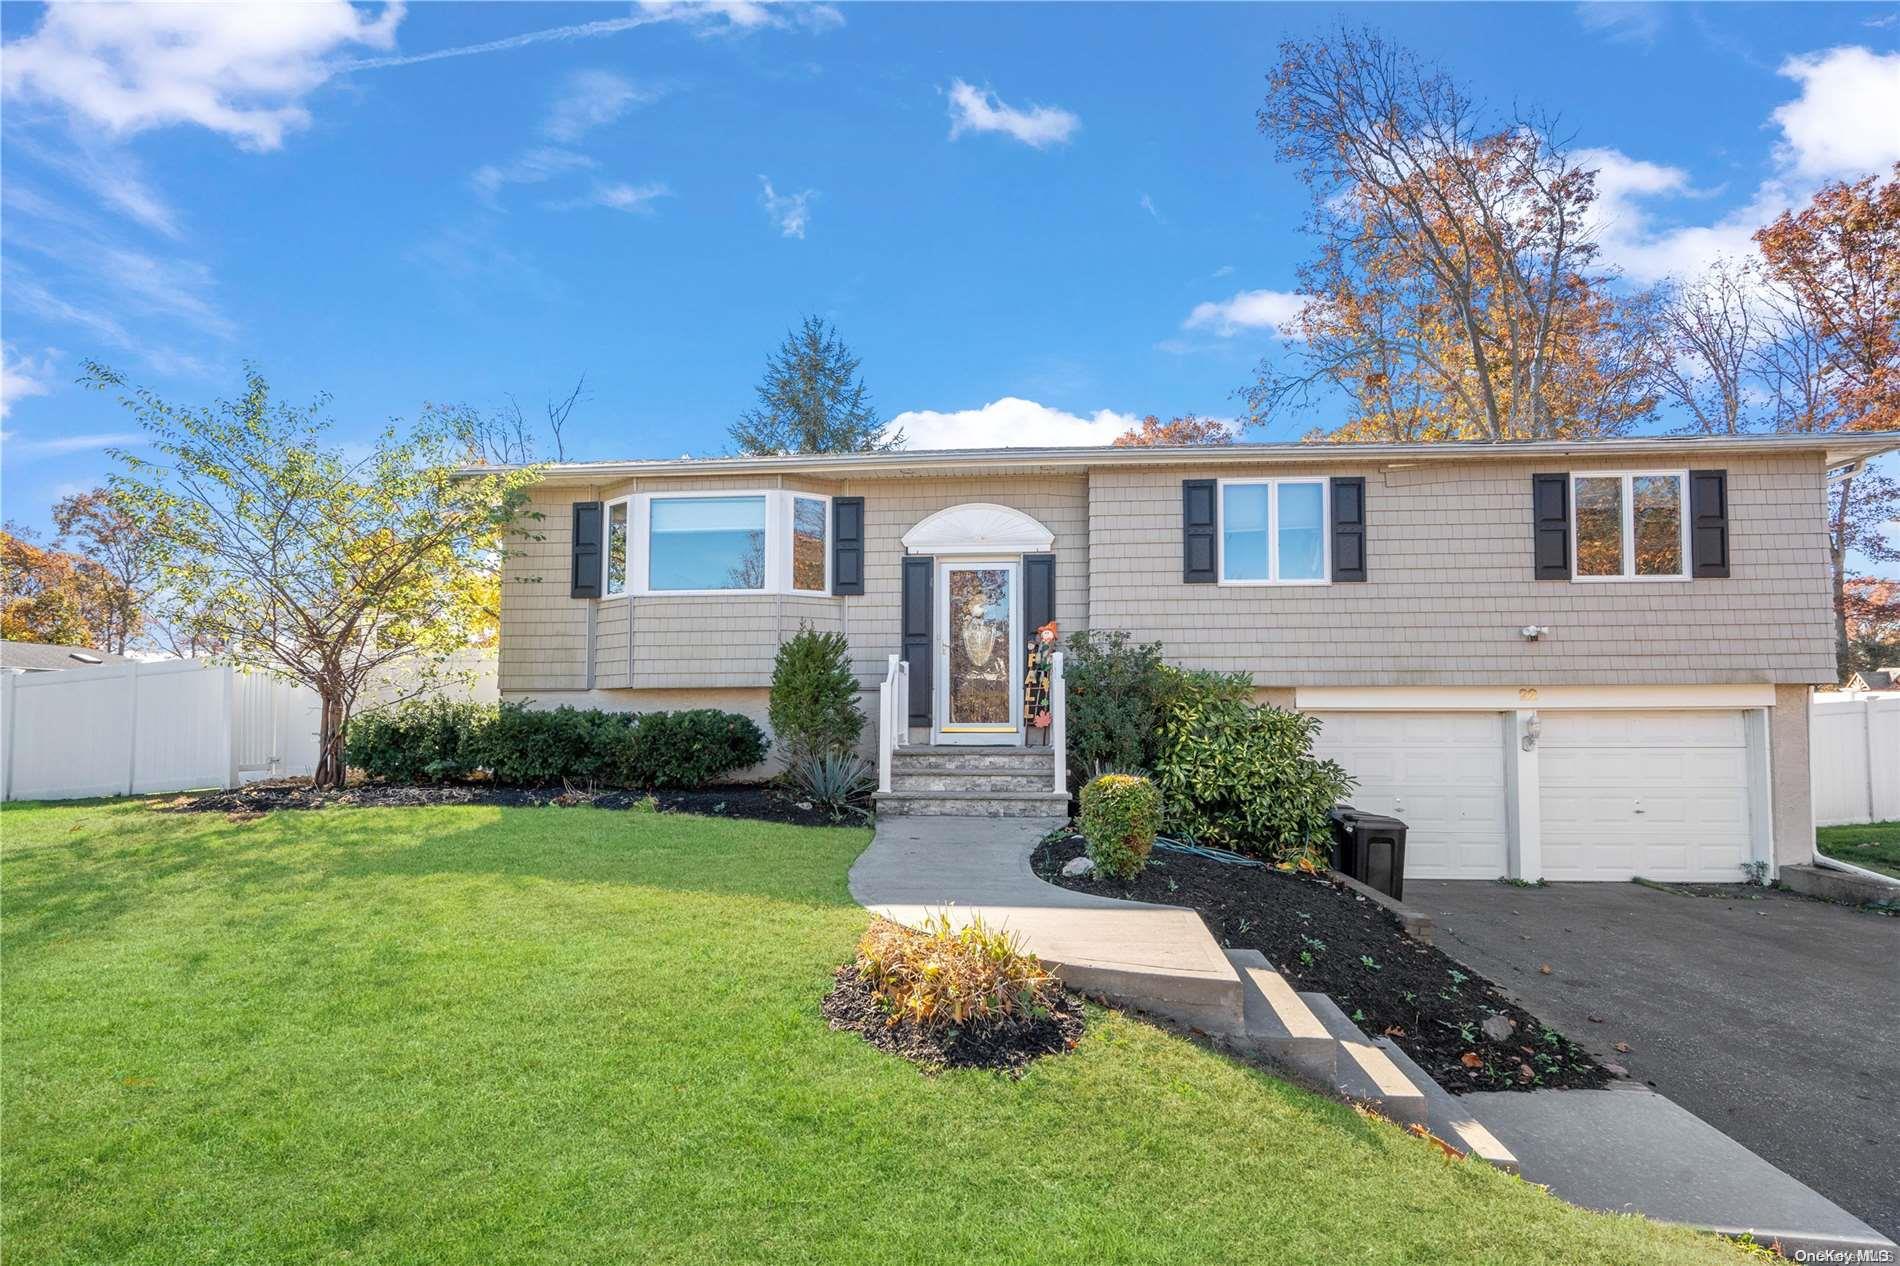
[935,560,1021,744]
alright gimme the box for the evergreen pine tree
[729,316,902,454]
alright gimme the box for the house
[490,430,1899,884]
[0,641,126,673]
[1843,668,1899,692]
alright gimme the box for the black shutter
[1183,479,1217,583]
[901,556,932,727]
[1532,474,1570,580]
[832,496,864,595]
[1024,553,1056,634]
[1330,477,1367,582]
[1689,469,1730,578]
[570,501,603,598]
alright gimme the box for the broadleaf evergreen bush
[768,623,864,763]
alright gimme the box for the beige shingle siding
[1089,454,1836,686]
[498,488,594,695]
[506,453,1836,697]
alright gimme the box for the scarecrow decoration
[1024,621,1059,736]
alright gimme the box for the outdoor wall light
[1520,625,1551,641]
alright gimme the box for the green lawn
[2,800,1742,1265]
[1816,820,1900,879]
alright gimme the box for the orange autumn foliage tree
[1250,28,1658,442]
[1753,164,1900,677]
[1112,414,1239,447]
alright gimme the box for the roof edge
[464,431,1900,484]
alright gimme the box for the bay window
[600,490,830,596]
[1572,471,1687,581]
[1218,478,1329,584]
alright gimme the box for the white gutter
[1811,851,1900,887]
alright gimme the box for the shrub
[855,912,1055,1029]
[1153,690,1354,862]
[1078,773,1162,881]
[1060,630,1170,784]
[788,750,875,818]
[345,698,495,783]
[620,709,769,789]
[769,624,863,764]
[469,703,634,787]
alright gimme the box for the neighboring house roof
[469,429,1900,486]
[0,641,127,672]
[1847,668,1899,691]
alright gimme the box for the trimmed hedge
[1079,773,1161,881]
[346,698,495,784]
[622,710,769,789]
[346,699,767,790]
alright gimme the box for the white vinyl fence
[1811,694,1900,827]
[1,660,320,802]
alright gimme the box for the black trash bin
[1328,805,1409,902]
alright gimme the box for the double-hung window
[1218,478,1328,585]
[1571,471,1687,581]
[601,490,829,596]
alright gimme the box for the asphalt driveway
[1407,879,1900,1241]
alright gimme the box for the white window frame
[1216,477,1331,586]
[1569,470,1689,583]
[600,489,832,597]
[602,497,632,597]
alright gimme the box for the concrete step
[1373,1036,1519,1173]
[891,768,1056,793]
[875,790,1072,818]
[1225,949,1336,1081]
[1299,991,1429,1127]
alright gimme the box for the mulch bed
[1032,834,1608,1095]
[821,965,1086,1076]
[164,778,855,829]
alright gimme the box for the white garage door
[1540,710,1752,882]
[1308,711,1509,879]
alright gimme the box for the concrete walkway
[849,815,1245,1034]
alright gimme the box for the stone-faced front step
[890,767,1055,794]
[890,745,1056,772]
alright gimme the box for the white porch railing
[877,653,910,794]
[1049,650,1067,796]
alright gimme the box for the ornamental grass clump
[855,913,1055,1029]
[1078,773,1161,881]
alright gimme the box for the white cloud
[1211,263,1235,278]
[542,70,660,142]
[946,79,1078,149]
[1,345,58,420]
[1575,2,1664,46]
[1578,48,1900,284]
[887,397,1140,449]
[4,132,180,238]
[1139,192,1160,221]
[2,428,146,459]
[1182,289,1307,338]
[472,148,598,201]
[1772,46,1900,181]
[1,0,402,150]
[759,176,814,238]
[578,182,673,214]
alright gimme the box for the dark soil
[821,965,1085,1076]
[164,778,857,829]
[1033,835,1608,1095]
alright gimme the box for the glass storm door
[936,561,1021,743]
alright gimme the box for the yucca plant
[788,750,875,818]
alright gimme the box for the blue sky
[3,1,1898,543]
